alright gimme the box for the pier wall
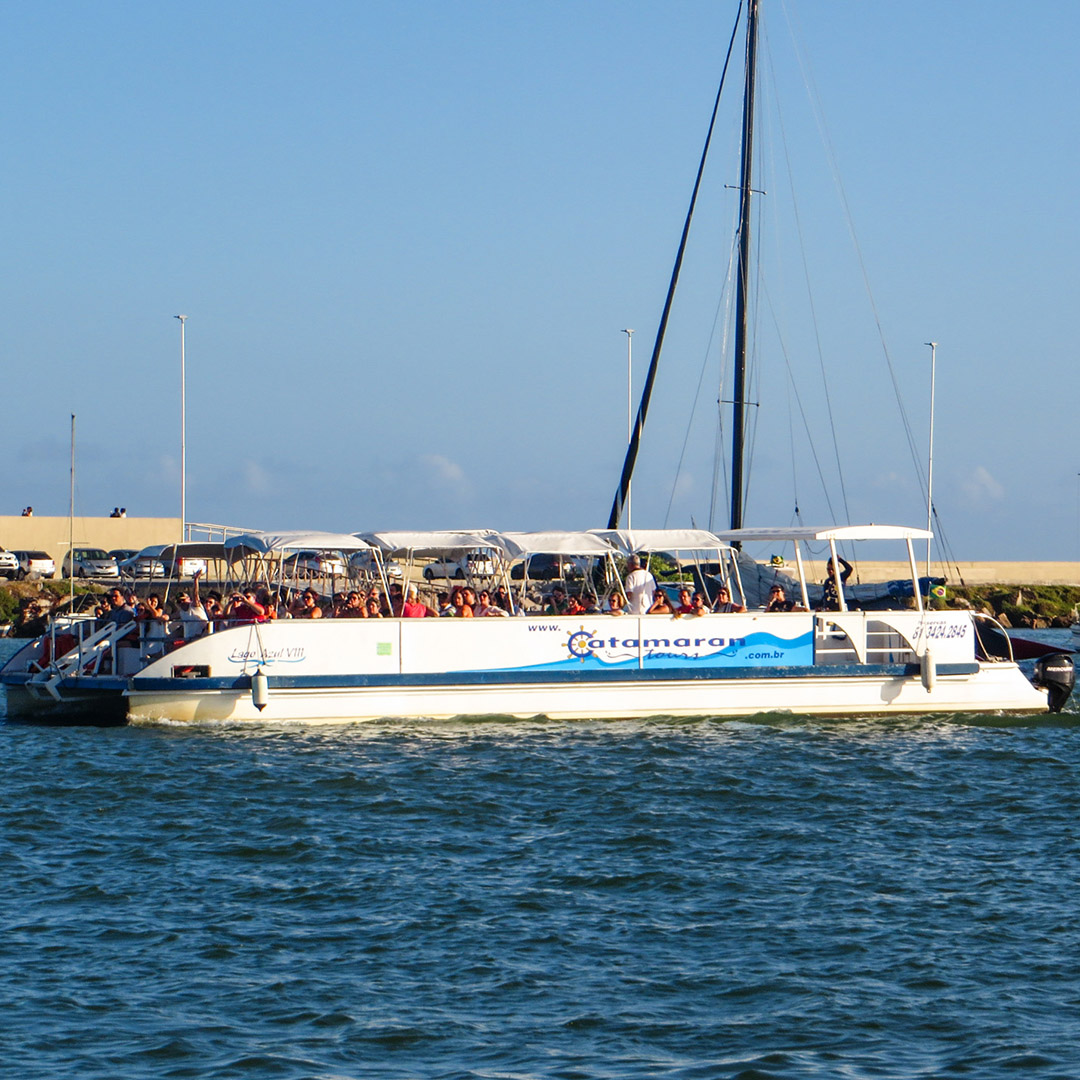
[0,516,183,567]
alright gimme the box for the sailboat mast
[729,0,759,536]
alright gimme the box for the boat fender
[1032,653,1075,714]
[921,648,936,692]
[252,668,269,712]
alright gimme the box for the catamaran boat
[0,525,1072,723]
[6,5,1071,724]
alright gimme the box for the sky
[2,1,1078,561]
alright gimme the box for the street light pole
[175,315,187,542]
[924,341,937,593]
[622,329,634,529]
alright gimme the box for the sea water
[3,635,1080,1079]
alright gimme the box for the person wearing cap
[623,554,657,615]
[765,584,804,612]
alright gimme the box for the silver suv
[0,547,18,580]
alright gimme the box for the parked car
[423,550,497,580]
[62,548,120,579]
[12,550,56,580]
[0,547,19,580]
[110,548,167,579]
[509,553,587,580]
[137,545,207,579]
[349,551,404,580]
[282,550,349,580]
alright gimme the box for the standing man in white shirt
[623,554,657,615]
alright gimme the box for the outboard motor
[1032,653,1076,713]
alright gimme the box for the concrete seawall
[0,516,182,568]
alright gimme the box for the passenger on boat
[365,596,383,618]
[564,594,586,616]
[402,586,434,618]
[819,557,853,612]
[765,584,805,612]
[335,591,366,618]
[223,590,267,625]
[450,587,473,617]
[711,585,745,613]
[437,592,453,617]
[99,587,135,630]
[493,584,515,614]
[174,574,209,639]
[607,592,626,616]
[675,588,694,615]
[545,586,570,615]
[647,591,673,615]
[623,555,657,615]
[137,593,168,626]
[475,589,508,617]
[389,582,405,617]
[462,587,479,615]
[293,589,323,620]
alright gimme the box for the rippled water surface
[3,637,1080,1079]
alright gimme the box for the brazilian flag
[931,584,947,599]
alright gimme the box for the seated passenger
[564,594,586,616]
[365,596,383,618]
[475,589,508,617]
[647,591,673,615]
[335,591,366,618]
[545,585,570,615]
[437,592,453,617]
[293,589,323,620]
[607,592,626,616]
[675,588,694,615]
[765,584,805,612]
[224,590,267,624]
[711,585,745,613]
[401,586,432,618]
[493,584,516,614]
[450,587,473,617]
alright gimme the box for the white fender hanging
[252,668,269,712]
[921,648,936,692]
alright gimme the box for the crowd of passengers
[92,554,823,644]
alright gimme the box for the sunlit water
[3,634,1080,1079]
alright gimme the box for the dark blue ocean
[3,635,1080,1080]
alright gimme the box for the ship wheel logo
[567,629,594,661]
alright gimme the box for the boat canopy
[359,530,495,556]
[712,524,933,543]
[140,541,231,560]
[591,528,733,554]
[493,531,618,559]
[223,531,373,558]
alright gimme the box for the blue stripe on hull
[129,662,980,694]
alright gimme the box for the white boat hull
[124,662,1048,724]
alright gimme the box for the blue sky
[2,1,1078,560]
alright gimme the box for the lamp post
[924,341,937,592]
[175,315,187,542]
[622,328,634,529]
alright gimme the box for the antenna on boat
[924,341,937,595]
[175,314,187,543]
[69,413,75,606]
[729,0,759,544]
